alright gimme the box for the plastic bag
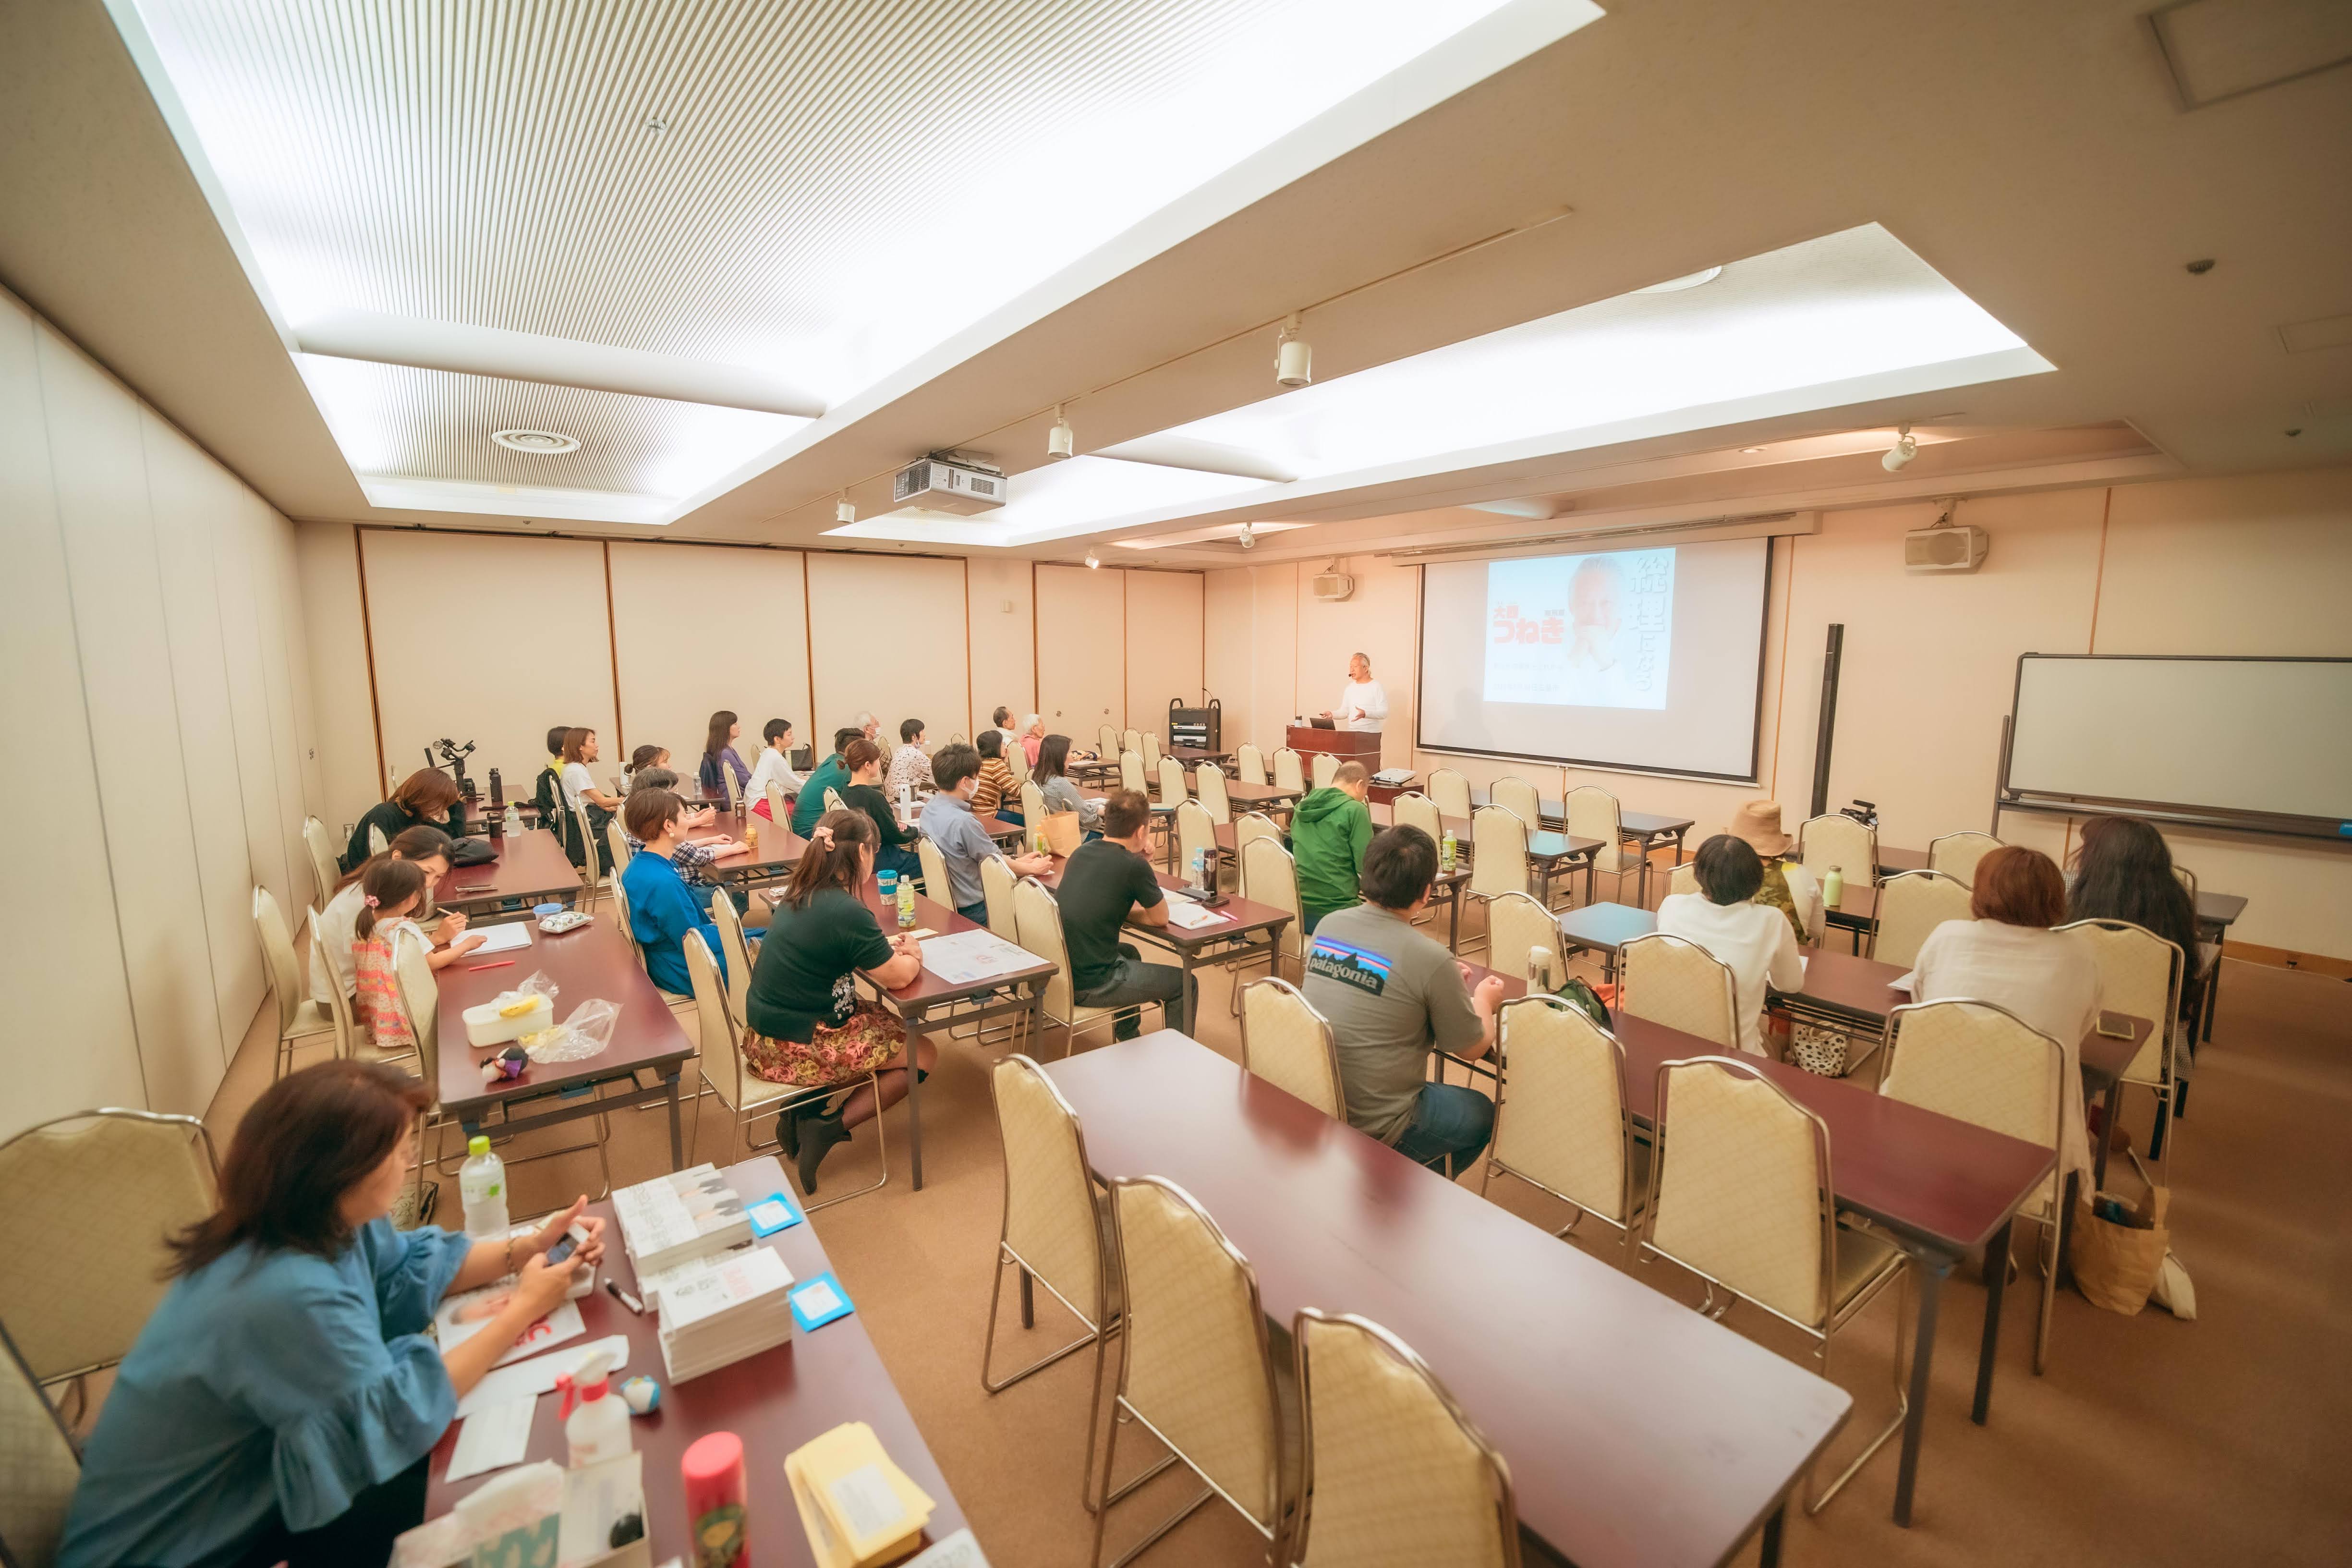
[522,997,619,1063]
[496,971,561,1015]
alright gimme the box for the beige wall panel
[238,495,312,913]
[296,521,385,843]
[140,414,264,1061]
[1035,564,1127,741]
[1202,568,1257,754]
[1122,570,1205,740]
[266,506,326,889]
[1248,564,1301,757]
[608,541,809,776]
[1291,555,1419,773]
[36,322,226,1116]
[965,555,1034,741]
[0,291,146,1134]
[362,531,618,792]
[805,553,969,754]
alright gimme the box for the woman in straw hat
[1723,800,1822,943]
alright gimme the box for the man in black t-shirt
[1056,790,1193,1040]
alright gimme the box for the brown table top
[687,807,808,878]
[850,875,1055,1009]
[1792,948,1912,1020]
[1222,778,1303,806]
[433,919,694,1118]
[424,1156,966,1563]
[1555,900,1658,953]
[1031,856,1295,950]
[436,828,584,910]
[972,812,1027,842]
[1878,845,1932,874]
[1045,1033,1848,1568]
[1168,745,1232,765]
[2194,889,2247,926]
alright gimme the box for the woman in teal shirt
[57,1061,604,1568]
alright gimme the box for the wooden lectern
[1285,725,1383,766]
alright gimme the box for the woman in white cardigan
[1909,844,2104,1184]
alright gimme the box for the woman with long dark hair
[56,1061,603,1568]
[740,809,935,1193]
[700,709,751,799]
[1030,733,1101,831]
[2068,815,2200,1014]
[342,767,466,874]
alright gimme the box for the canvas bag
[1039,809,1085,858]
[2073,1184,2172,1315]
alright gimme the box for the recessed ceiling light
[492,428,580,454]
[1635,266,1723,294]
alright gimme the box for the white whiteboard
[2006,657,2352,822]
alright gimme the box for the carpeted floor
[207,914,2352,1567]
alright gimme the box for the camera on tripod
[1838,798,1879,830]
[427,738,478,798]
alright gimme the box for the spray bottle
[557,1349,632,1466]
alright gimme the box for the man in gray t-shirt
[1301,824,1505,1173]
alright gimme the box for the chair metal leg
[1806,1266,1911,1514]
[2034,1213,2058,1376]
[980,1249,1104,1395]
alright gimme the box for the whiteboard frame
[1996,654,2352,845]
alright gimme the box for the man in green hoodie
[1291,761,1375,935]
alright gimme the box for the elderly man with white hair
[855,711,882,744]
[1018,712,1046,767]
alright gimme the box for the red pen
[466,960,517,972]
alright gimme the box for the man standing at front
[1320,651,1388,732]
[1301,825,1504,1174]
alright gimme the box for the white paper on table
[465,922,535,954]
[903,1529,992,1568]
[1890,970,1917,993]
[444,1396,536,1482]
[458,1334,631,1418]
[917,929,1043,985]
[1798,954,1809,976]
[1163,900,1230,931]
[437,1288,584,1368]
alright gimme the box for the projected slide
[1484,548,1673,709]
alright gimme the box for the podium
[1285,725,1382,765]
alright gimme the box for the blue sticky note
[747,1191,802,1236]
[789,1272,855,1332]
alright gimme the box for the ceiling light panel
[116,0,1572,514]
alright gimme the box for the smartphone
[543,1222,589,1266]
[2095,1011,2134,1040]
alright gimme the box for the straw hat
[1726,799,1793,856]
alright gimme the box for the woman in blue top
[619,787,725,996]
[57,1061,604,1568]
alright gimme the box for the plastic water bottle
[459,1135,508,1240]
[502,802,522,837]
[1441,831,1457,873]
[1189,848,1207,891]
[1823,864,1846,909]
[897,875,917,928]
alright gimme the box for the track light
[835,494,856,523]
[1881,424,1918,473]
[1275,313,1311,388]
[1047,405,1075,461]
[1085,550,1100,569]
[1237,523,1256,550]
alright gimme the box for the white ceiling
[2,0,2346,561]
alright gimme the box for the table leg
[2057,1171,2080,1288]
[1971,1216,2014,1425]
[1758,1501,1785,1568]
[907,1007,926,1192]
[2092,1079,2119,1194]
[1449,886,1462,953]
[1893,1248,1952,1527]
[1019,1267,1035,1329]
[665,1069,684,1169]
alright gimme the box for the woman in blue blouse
[57,1060,605,1568]
[619,787,724,997]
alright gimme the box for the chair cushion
[1831,1227,1906,1313]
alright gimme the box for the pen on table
[606,1281,645,1316]
[466,960,517,972]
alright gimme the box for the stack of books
[785,1422,938,1568]
[611,1165,751,1276]
[655,1245,796,1381]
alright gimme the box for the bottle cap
[468,1134,491,1157]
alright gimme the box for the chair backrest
[709,889,755,1025]
[1491,776,1541,826]
[392,924,441,1073]
[683,932,752,1115]
[368,821,389,856]
[1195,764,1232,825]
[765,779,790,827]
[307,908,358,1058]
[609,870,645,966]
[822,786,845,813]
[1012,878,1074,1019]
[1100,724,1120,759]
[1468,807,1528,899]
[1926,830,2001,887]
[302,815,341,909]
[606,819,634,875]
[1669,862,1698,899]
[1109,1178,1283,1533]
[1870,869,1973,968]
[1494,998,1632,1223]
[1234,812,1281,857]
[917,836,954,907]
[1141,731,1162,770]
[1618,932,1739,1050]
[1012,779,1043,827]
[2171,862,2198,899]
[1393,792,1442,843]
[1272,747,1305,794]
[1564,786,1625,872]
[1237,835,1303,961]
[980,851,1020,941]
[1483,891,1562,990]
[1428,768,1473,821]
[570,795,600,905]
[2057,918,2183,1086]
[1119,749,1147,795]
[1645,1056,1833,1328]
[0,1111,218,1382]
[1155,755,1187,807]
[1311,750,1339,790]
[251,885,309,1041]
[1293,1310,1516,1568]
[721,753,741,810]
[1798,813,1876,887]
[1239,978,1342,1116]
[1236,742,1266,784]
[1880,999,2065,1208]
[1176,799,1217,881]
[992,1055,1106,1328]
[0,1317,80,1568]
[1122,728,1143,760]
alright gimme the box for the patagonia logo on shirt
[1306,936,1393,997]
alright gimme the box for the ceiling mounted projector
[893,454,1006,514]
[1881,423,1918,472]
[1275,313,1311,388]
